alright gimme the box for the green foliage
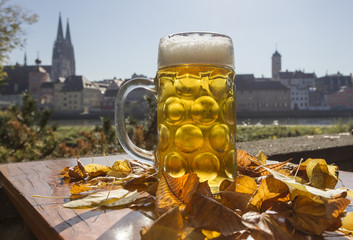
[0,91,56,162]
[0,0,38,85]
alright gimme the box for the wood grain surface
[0,154,154,240]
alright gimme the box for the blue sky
[7,0,353,81]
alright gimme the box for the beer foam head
[158,32,235,69]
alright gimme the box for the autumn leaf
[60,160,87,180]
[288,194,350,235]
[63,189,139,208]
[107,159,132,177]
[186,192,245,237]
[84,164,111,178]
[248,175,289,212]
[256,150,267,164]
[140,206,190,240]
[220,191,252,214]
[295,158,338,189]
[155,172,211,215]
[68,160,87,180]
[237,149,259,169]
[242,211,309,240]
[342,212,353,233]
[220,175,257,194]
[259,163,347,198]
[70,176,118,195]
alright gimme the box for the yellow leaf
[256,150,267,164]
[249,175,289,212]
[342,212,353,231]
[305,158,338,189]
[220,176,257,195]
[289,195,350,235]
[112,159,132,173]
[107,160,132,177]
[84,164,111,177]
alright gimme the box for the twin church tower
[51,14,75,81]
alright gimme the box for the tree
[0,0,37,86]
[0,92,57,162]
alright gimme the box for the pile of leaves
[59,150,353,239]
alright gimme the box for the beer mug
[115,32,236,188]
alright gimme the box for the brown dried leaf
[186,192,245,237]
[237,149,259,168]
[141,206,187,240]
[288,194,350,235]
[70,176,117,195]
[242,211,309,240]
[252,159,292,177]
[156,172,209,215]
[68,160,87,180]
[249,175,289,212]
[84,164,111,177]
[220,191,252,213]
[123,174,158,192]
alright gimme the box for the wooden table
[0,154,153,240]
[0,154,353,240]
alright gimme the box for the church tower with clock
[51,14,75,81]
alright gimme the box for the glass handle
[115,78,156,163]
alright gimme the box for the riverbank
[50,109,353,121]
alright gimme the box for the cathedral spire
[65,19,71,43]
[56,13,64,41]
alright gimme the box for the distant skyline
[7,0,353,80]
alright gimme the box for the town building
[100,78,124,111]
[326,87,353,109]
[316,73,353,95]
[278,70,317,110]
[0,63,51,105]
[53,75,102,113]
[272,50,281,80]
[236,74,291,112]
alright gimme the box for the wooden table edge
[0,168,63,240]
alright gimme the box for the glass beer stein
[115,32,236,189]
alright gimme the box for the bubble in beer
[163,97,185,125]
[209,124,230,152]
[158,124,170,151]
[191,96,219,125]
[175,75,201,97]
[209,77,228,99]
[225,150,236,178]
[164,152,187,178]
[175,124,203,153]
[209,68,229,99]
[223,97,235,125]
[191,153,220,181]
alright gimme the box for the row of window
[239,102,288,108]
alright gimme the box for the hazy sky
[7,0,353,81]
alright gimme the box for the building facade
[53,75,102,113]
[236,74,291,112]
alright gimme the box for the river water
[51,116,353,127]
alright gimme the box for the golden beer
[115,32,236,189]
[155,64,236,187]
